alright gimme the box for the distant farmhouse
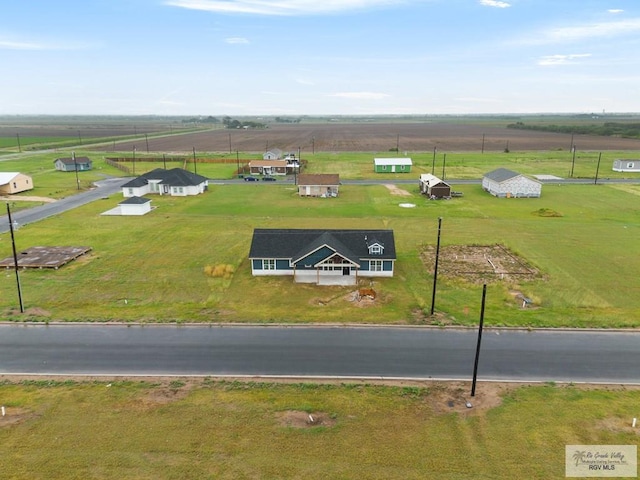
[482,168,541,198]
[419,174,451,199]
[263,148,283,160]
[0,172,33,194]
[122,168,208,197]
[54,156,93,172]
[249,229,396,286]
[297,174,340,197]
[612,159,640,172]
[374,158,412,173]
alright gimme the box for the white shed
[482,168,541,198]
[612,159,640,172]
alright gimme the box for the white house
[482,168,541,198]
[613,159,640,172]
[122,168,208,197]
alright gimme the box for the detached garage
[482,168,541,198]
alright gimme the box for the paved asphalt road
[1,324,638,383]
[0,177,131,234]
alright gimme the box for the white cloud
[165,0,410,16]
[539,18,640,43]
[608,9,624,14]
[225,37,250,44]
[479,0,510,8]
[0,38,93,51]
[329,92,390,99]
[538,53,592,66]
[0,40,51,50]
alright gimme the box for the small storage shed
[482,168,541,198]
[297,174,340,197]
[419,174,451,199]
[374,158,412,173]
[54,156,93,172]
[0,172,34,194]
[119,196,152,215]
[612,159,640,172]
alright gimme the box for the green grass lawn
[0,380,637,479]
[0,170,639,327]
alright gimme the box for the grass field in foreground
[0,380,638,479]
[0,179,638,327]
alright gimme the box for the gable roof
[419,173,450,187]
[122,168,208,188]
[0,172,23,184]
[374,158,412,166]
[484,168,542,185]
[297,174,340,186]
[292,231,360,266]
[249,229,396,260]
[55,156,92,165]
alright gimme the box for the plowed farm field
[101,123,640,153]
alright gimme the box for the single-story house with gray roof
[482,168,541,198]
[54,156,93,172]
[249,229,396,286]
[122,168,208,197]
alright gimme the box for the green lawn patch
[0,380,637,479]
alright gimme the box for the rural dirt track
[100,123,640,154]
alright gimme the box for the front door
[342,267,350,276]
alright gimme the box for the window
[128,188,134,195]
[370,260,383,272]
[263,259,276,270]
[369,245,383,255]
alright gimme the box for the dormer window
[368,243,384,255]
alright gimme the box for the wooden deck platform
[0,246,92,269]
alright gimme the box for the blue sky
[1,0,639,116]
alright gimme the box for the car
[244,176,259,182]
[262,176,276,182]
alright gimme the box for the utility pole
[6,204,24,313]
[145,134,149,153]
[430,217,442,316]
[72,151,80,190]
[431,147,437,175]
[471,284,487,397]
[163,154,167,170]
[16,133,21,152]
[132,146,136,175]
[570,145,577,178]
[236,150,240,177]
[594,152,602,185]
[192,147,197,175]
[481,134,485,154]
[441,154,447,180]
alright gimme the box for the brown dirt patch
[384,184,412,196]
[276,410,337,428]
[92,122,640,153]
[0,407,38,428]
[421,244,540,285]
[0,195,56,203]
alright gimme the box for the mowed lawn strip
[0,380,638,480]
[0,177,639,327]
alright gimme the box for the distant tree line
[507,121,640,139]
[274,117,302,123]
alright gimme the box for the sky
[1,0,639,116]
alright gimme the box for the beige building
[297,174,340,197]
[0,172,34,194]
